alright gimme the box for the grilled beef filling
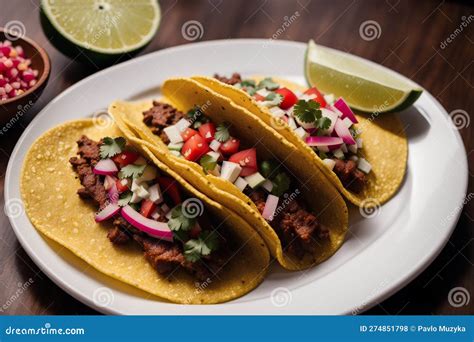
[69,136,228,281]
[142,103,329,259]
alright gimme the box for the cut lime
[40,0,161,67]
[304,40,422,113]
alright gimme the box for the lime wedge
[304,40,422,113]
[40,0,161,67]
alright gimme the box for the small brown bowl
[0,28,50,124]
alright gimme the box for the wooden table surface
[0,0,472,315]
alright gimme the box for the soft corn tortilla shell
[109,77,348,270]
[20,119,269,304]
[192,76,408,207]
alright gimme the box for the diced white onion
[322,158,336,170]
[357,158,372,174]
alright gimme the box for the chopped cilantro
[184,230,219,262]
[187,107,209,129]
[118,191,132,207]
[318,117,331,131]
[271,172,291,197]
[118,164,146,179]
[318,151,328,160]
[293,99,332,131]
[260,159,280,179]
[99,137,126,159]
[214,123,230,142]
[263,92,283,106]
[240,79,256,88]
[245,87,256,96]
[257,77,279,90]
[200,154,217,173]
[167,205,196,234]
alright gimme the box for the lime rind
[305,40,423,113]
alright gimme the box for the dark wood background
[0,0,472,315]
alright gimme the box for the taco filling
[142,102,329,259]
[214,73,370,193]
[69,135,229,280]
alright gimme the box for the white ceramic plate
[5,40,468,315]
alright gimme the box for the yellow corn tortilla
[20,119,269,304]
[109,77,348,270]
[192,76,408,207]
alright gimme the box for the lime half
[305,40,422,113]
[41,0,161,67]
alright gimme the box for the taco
[20,119,269,304]
[109,77,348,271]
[193,74,408,207]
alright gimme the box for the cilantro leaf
[262,92,283,107]
[271,172,291,197]
[187,107,209,129]
[200,154,217,172]
[257,77,279,90]
[167,205,195,233]
[318,117,331,131]
[118,191,132,207]
[183,230,219,262]
[100,137,126,159]
[240,79,256,88]
[293,100,321,123]
[118,164,146,179]
[214,123,230,142]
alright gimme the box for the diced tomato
[253,93,266,102]
[240,167,257,177]
[181,128,198,141]
[198,122,216,143]
[219,137,240,155]
[140,199,157,218]
[275,87,298,110]
[115,179,129,193]
[158,177,181,204]
[188,224,202,239]
[112,151,139,168]
[181,134,210,161]
[229,148,257,169]
[304,87,327,107]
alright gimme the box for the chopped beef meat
[134,234,215,281]
[333,159,366,193]
[213,73,242,85]
[107,225,131,245]
[249,189,328,259]
[142,101,185,144]
[69,138,108,208]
